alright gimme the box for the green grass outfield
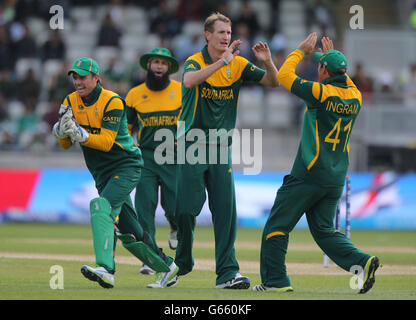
[0,223,415,300]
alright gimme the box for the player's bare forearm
[260,59,279,87]
[253,41,279,87]
[183,60,225,88]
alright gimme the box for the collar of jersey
[81,82,102,106]
[322,75,348,88]
[201,45,213,64]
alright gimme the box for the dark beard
[146,70,170,91]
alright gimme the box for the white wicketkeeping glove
[52,121,67,139]
[63,118,90,143]
[52,105,75,139]
[58,104,73,117]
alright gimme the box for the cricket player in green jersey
[52,57,178,289]
[174,12,279,289]
[126,48,181,275]
[253,34,379,293]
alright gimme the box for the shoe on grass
[146,261,179,288]
[252,284,294,292]
[359,256,380,294]
[81,265,114,289]
[215,273,250,289]
[139,264,155,275]
[167,275,179,287]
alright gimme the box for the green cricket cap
[312,49,348,73]
[140,48,179,74]
[68,57,99,76]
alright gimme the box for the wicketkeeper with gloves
[52,57,179,289]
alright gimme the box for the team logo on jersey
[250,65,256,71]
[170,91,174,99]
[78,104,84,110]
[103,116,121,123]
[142,94,148,100]
[226,69,231,79]
[187,63,196,70]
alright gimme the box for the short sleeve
[290,77,323,107]
[102,97,124,132]
[182,59,201,78]
[241,61,266,83]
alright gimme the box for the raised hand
[222,39,241,64]
[252,41,272,63]
[298,32,318,55]
[316,36,334,53]
[321,36,334,52]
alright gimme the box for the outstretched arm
[277,33,318,92]
[252,41,279,87]
[277,33,322,103]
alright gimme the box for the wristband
[222,57,230,65]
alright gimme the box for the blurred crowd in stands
[0,0,415,152]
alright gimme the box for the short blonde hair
[204,12,231,33]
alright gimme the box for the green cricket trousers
[175,144,240,285]
[94,167,172,273]
[260,174,371,288]
[134,148,178,245]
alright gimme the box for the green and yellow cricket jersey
[125,80,182,156]
[277,49,362,186]
[57,83,142,185]
[179,45,266,145]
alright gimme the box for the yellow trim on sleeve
[136,113,145,143]
[276,49,304,92]
[115,142,125,150]
[266,231,286,240]
[307,120,320,171]
[192,86,199,123]
[312,82,322,101]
